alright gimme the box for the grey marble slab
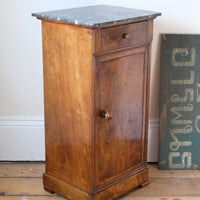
[32,5,161,27]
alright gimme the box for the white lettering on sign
[172,48,195,67]
[168,47,196,169]
[171,71,194,85]
[169,125,192,151]
[169,152,192,169]
[170,88,194,103]
[170,104,193,125]
[195,115,200,133]
[197,83,200,102]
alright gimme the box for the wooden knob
[122,33,129,39]
[100,111,112,121]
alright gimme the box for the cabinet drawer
[101,21,148,51]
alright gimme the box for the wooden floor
[0,163,200,200]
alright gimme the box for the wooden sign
[159,34,200,169]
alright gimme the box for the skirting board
[147,119,159,162]
[0,117,45,161]
[0,117,159,161]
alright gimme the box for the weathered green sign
[159,34,200,169]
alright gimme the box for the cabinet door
[95,48,148,188]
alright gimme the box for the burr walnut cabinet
[33,5,160,200]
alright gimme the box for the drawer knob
[100,111,112,121]
[122,33,129,39]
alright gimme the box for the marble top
[32,5,161,27]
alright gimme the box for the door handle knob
[100,111,112,121]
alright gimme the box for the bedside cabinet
[33,5,160,200]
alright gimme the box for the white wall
[0,0,103,161]
[1,0,200,160]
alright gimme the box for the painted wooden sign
[159,34,200,169]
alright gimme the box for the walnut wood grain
[101,21,148,51]
[43,173,92,200]
[96,50,146,187]
[38,17,156,199]
[42,20,94,193]
[43,169,148,200]
[92,169,148,200]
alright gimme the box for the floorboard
[0,163,200,200]
[148,164,200,178]
[118,197,200,200]
[0,163,44,178]
[0,197,64,200]
[0,178,48,196]
[119,178,200,197]
[0,197,199,200]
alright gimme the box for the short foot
[139,181,149,188]
[44,187,55,194]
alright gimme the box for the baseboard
[148,119,159,162]
[0,117,45,161]
[0,117,159,161]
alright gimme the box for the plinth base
[43,168,148,200]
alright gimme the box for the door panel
[97,52,146,186]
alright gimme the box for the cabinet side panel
[42,20,94,192]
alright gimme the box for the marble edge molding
[32,5,161,27]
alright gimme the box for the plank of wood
[0,178,49,195]
[118,197,200,200]
[120,177,200,197]
[148,164,200,178]
[159,34,200,170]
[0,163,44,178]
[2,163,200,179]
[0,197,64,200]
[1,176,200,197]
[1,163,200,199]
[0,197,199,200]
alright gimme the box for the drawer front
[101,21,148,51]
